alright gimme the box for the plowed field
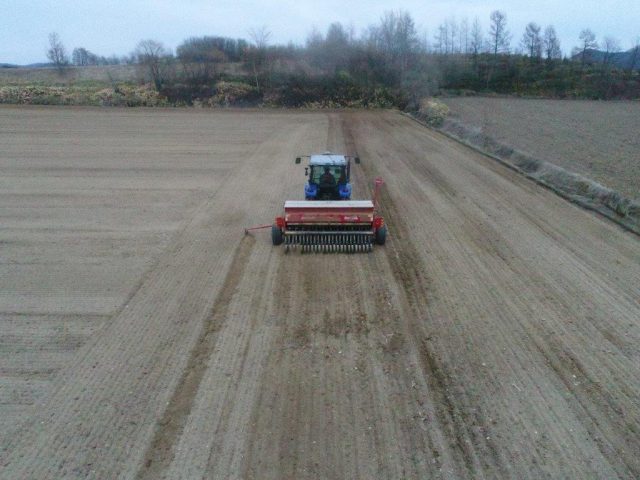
[442,97,640,201]
[1,106,639,479]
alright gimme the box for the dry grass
[0,65,140,86]
[442,97,640,201]
[0,63,246,87]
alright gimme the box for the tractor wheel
[375,225,387,245]
[271,225,284,245]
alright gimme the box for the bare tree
[247,26,272,90]
[176,37,226,83]
[488,11,511,56]
[521,22,542,59]
[602,36,621,66]
[72,47,88,66]
[459,17,469,54]
[627,37,640,73]
[306,23,351,73]
[47,32,69,72]
[447,17,458,54]
[305,27,324,70]
[600,36,622,98]
[248,26,272,50]
[420,29,430,53]
[371,10,419,73]
[135,39,171,90]
[306,27,323,49]
[324,23,351,72]
[434,17,459,55]
[470,17,483,56]
[543,26,562,60]
[72,47,99,66]
[434,22,447,54]
[578,29,598,65]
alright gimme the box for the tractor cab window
[311,166,346,184]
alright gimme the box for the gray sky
[1,0,639,64]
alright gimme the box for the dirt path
[1,108,639,479]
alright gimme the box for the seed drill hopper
[245,154,387,253]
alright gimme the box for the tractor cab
[295,152,360,200]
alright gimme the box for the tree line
[46,11,640,105]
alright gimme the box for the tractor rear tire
[272,225,284,245]
[375,225,387,245]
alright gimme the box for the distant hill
[573,47,640,70]
[1,62,52,68]
[24,62,54,68]
[0,64,140,85]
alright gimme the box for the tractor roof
[309,152,347,166]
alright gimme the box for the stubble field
[0,106,639,479]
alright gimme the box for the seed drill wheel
[375,225,387,245]
[271,225,284,245]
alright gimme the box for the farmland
[0,64,139,85]
[0,106,639,479]
[442,97,640,200]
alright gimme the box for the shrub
[208,81,261,106]
[418,98,450,126]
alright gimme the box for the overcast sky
[1,0,638,64]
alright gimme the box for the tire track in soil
[342,112,509,477]
[142,114,327,479]
[9,110,636,478]
[347,111,640,478]
[529,327,640,477]
[136,233,256,479]
[238,113,440,479]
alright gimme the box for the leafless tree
[135,39,171,90]
[324,23,351,72]
[246,26,272,90]
[434,23,446,54]
[72,47,99,66]
[371,10,419,73]
[459,18,469,54]
[470,17,483,56]
[305,23,351,73]
[306,27,323,49]
[602,36,621,66]
[176,37,226,83]
[578,29,598,65]
[434,17,459,55]
[488,11,511,56]
[627,37,640,73]
[447,17,458,54]
[72,47,88,66]
[420,29,430,53]
[600,36,621,98]
[543,26,562,60]
[47,32,68,72]
[248,26,272,50]
[521,22,542,59]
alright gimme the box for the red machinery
[246,177,387,253]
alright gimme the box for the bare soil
[442,97,640,201]
[0,106,639,479]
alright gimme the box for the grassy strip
[0,84,169,107]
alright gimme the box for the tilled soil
[442,97,640,201]
[0,106,639,479]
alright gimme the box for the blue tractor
[295,152,360,200]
